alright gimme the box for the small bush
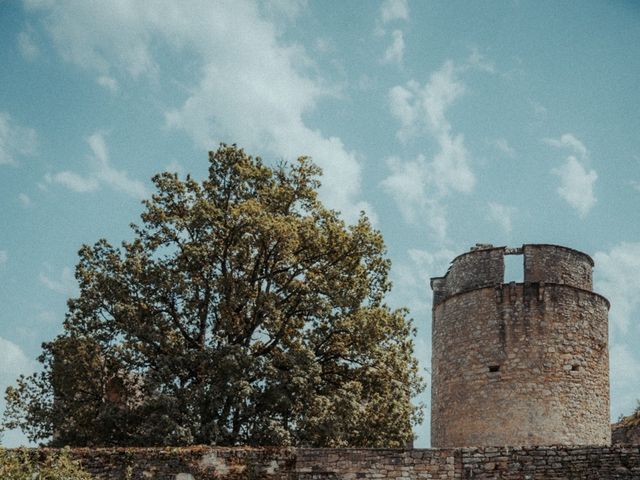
[0,447,92,479]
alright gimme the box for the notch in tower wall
[504,254,523,283]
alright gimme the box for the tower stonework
[430,244,610,447]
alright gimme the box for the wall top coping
[7,445,638,454]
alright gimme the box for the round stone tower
[430,244,610,447]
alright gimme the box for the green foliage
[2,145,423,447]
[0,447,92,479]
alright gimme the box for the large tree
[3,145,423,447]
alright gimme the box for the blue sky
[1,0,640,447]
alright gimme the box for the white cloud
[17,30,39,60]
[593,243,640,418]
[0,337,36,447]
[388,245,452,448]
[546,133,597,218]
[0,112,37,166]
[88,132,148,199]
[389,61,466,143]
[165,160,184,175]
[0,337,34,388]
[0,250,7,265]
[45,171,99,193]
[383,60,476,239]
[493,138,515,157]
[487,202,517,234]
[594,242,640,336]
[38,266,78,296]
[392,247,456,312]
[313,37,332,54]
[551,156,597,218]
[530,99,547,119]
[466,47,495,73]
[380,0,409,24]
[382,30,405,64]
[45,132,148,199]
[25,0,157,79]
[544,133,588,158]
[26,1,370,222]
[261,0,308,21]
[97,75,119,93]
[609,343,640,420]
[18,193,32,207]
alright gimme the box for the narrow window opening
[571,364,580,371]
[488,365,500,373]
[504,254,524,283]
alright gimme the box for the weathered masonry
[430,244,610,447]
[25,445,640,479]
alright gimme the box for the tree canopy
[3,145,423,447]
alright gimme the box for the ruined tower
[430,244,610,447]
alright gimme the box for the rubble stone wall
[20,446,640,479]
[431,246,505,305]
[522,244,594,290]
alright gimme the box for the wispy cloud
[17,29,39,60]
[551,157,597,218]
[0,250,7,265]
[0,337,34,386]
[487,202,517,234]
[467,47,495,73]
[0,112,37,166]
[45,171,99,193]
[592,242,640,418]
[88,132,148,198]
[377,1,408,68]
[545,133,588,159]
[382,30,405,64]
[383,60,476,239]
[18,193,32,207]
[0,336,36,447]
[530,99,547,119]
[39,265,78,296]
[45,132,148,199]
[391,247,456,314]
[382,155,448,237]
[546,133,596,218]
[97,75,119,93]
[389,61,467,144]
[594,242,640,336]
[380,0,409,24]
[26,1,371,222]
[493,138,515,157]
[609,343,640,420]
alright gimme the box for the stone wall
[20,446,640,479]
[459,445,640,479]
[613,412,640,445]
[58,446,296,479]
[431,246,505,305]
[522,244,593,290]
[296,449,458,479]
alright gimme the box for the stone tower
[430,244,610,447]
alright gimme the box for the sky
[1,0,640,448]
